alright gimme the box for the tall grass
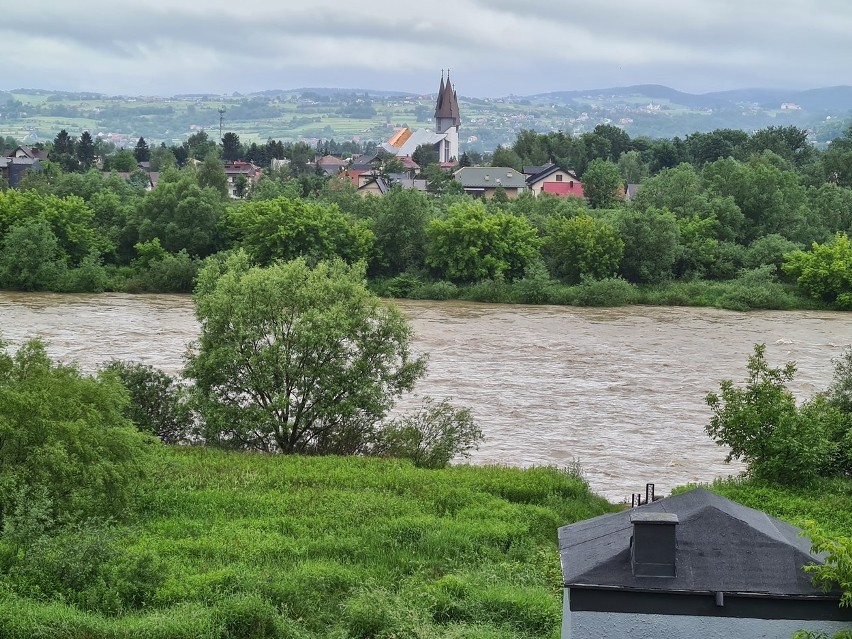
[0,447,613,639]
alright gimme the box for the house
[316,155,348,175]
[0,157,42,188]
[454,166,527,199]
[524,163,584,198]
[223,161,261,198]
[558,488,852,639]
[5,145,49,161]
[379,72,461,165]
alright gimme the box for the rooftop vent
[630,511,678,577]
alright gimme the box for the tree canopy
[185,253,427,455]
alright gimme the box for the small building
[223,161,261,198]
[524,163,584,198]
[558,488,852,639]
[5,145,49,161]
[316,155,348,175]
[454,166,527,199]
[0,157,42,188]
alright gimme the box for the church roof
[435,73,460,126]
[558,488,833,597]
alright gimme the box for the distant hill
[529,84,852,113]
[252,87,418,99]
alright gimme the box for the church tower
[434,71,461,164]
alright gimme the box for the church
[379,72,461,165]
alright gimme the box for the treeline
[1,124,852,310]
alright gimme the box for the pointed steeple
[435,70,461,128]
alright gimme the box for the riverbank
[3,446,851,639]
[369,272,826,312]
[0,446,614,639]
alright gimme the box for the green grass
[707,477,852,539]
[0,447,613,639]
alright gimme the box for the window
[555,174,563,182]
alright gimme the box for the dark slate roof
[524,163,580,185]
[434,74,460,125]
[558,488,832,597]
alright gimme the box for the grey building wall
[562,591,852,639]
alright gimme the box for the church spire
[434,70,460,128]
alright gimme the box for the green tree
[136,171,224,257]
[105,149,137,172]
[490,145,523,171]
[221,132,242,163]
[783,233,852,308]
[705,344,836,484]
[411,144,438,168]
[185,253,427,454]
[76,131,95,170]
[611,206,679,283]
[617,150,648,184]
[0,338,150,525]
[0,218,66,290]
[149,145,176,172]
[226,196,374,265]
[372,187,434,275]
[582,159,623,209]
[133,137,150,163]
[50,129,79,173]
[542,214,624,283]
[185,129,218,161]
[425,200,540,282]
[196,154,229,199]
[592,124,631,161]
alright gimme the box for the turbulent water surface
[3,292,851,501]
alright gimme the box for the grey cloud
[1,0,851,96]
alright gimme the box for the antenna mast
[218,106,226,140]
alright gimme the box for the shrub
[102,361,191,444]
[411,280,459,300]
[377,398,483,469]
[571,276,638,307]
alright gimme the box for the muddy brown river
[2,292,850,501]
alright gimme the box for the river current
[2,292,850,501]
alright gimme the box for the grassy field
[0,447,614,639]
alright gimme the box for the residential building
[223,161,261,198]
[558,488,852,639]
[0,157,42,188]
[454,167,527,199]
[5,145,48,161]
[524,163,584,198]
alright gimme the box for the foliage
[426,200,540,283]
[581,159,623,209]
[136,171,224,258]
[0,339,150,526]
[227,195,374,266]
[705,344,845,484]
[784,233,852,308]
[542,214,624,284]
[827,348,852,415]
[186,253,427,454]
[800,523,852,608]
[0,446,613,638]
[0,218,66,290]
[102,361,191,444]
[611,206,679,283]
[370,188,434,275]
[377,399,483,469]
[196,154,228,199]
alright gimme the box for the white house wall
[563,593,851,639]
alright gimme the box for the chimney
[630,512,678,577]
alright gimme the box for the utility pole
[218,106,226,141]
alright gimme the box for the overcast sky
[2,0,851,97]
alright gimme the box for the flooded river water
[2,292,850,501]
